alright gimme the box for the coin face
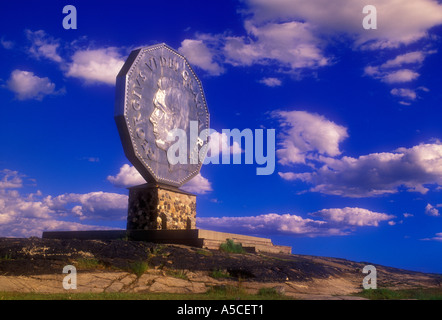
[115,43,210,187]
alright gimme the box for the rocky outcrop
[0,269,368,300]
[0,238,440,299]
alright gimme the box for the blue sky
[1,0,442,274]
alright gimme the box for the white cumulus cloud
[66,47,125,85]
[107,164,146,188]
[425,203,440,217]
[178,39,224,76]
[311,207,395,227]
[197,213,331,237]
[44,192,128,220]
[205,131,243,159]
[180,0,442,102]
[390,88,417,100]
[223,20,329,71]
[198,207,394,237]
[259,77,282,87]
[25,29,63,63]
[273,110,348,165]
[107,164,212,195]
[381,51,429,69]
[6,69,62,101]
[363,50,435,102]
[245,0,442,49]
[0,169,122,237]
[0,169,23,189]
[280,142,442,198]
[0,37,14,49]
[181,173,213,194]
[381,69,420,84]
[421,232,442,241]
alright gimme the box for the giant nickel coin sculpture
[115,43,209,187]
[115,43,210,230]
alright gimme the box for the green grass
[206,285,245,297]
[209,269,230,279]
[257,287,283,298]
[149,245,168,257]
[75,258,102,270]
[166,269,188,280]
[196,249,213,256]
[0,254,13,261]
[0,287,294,300]
[357,288,442,300]
[204,285,292,300]
[128,261,150,278]
[219,239,246,254]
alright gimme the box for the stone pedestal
[127,183,196,230]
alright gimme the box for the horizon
[0,0,441,274]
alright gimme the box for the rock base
[42,229,292,254]
[127,183,196,230]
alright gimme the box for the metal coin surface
[115,43,210,187]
